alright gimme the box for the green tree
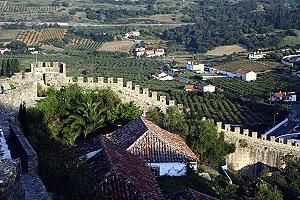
[63,92,106,139]
[255,181,283,200]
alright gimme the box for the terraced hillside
[66,38,102,52]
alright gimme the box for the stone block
[159,96,166,104]
[270,136,276,142]
[287,139,293,146]
[126,81,132,89]
[135,85,140,94]
[243,129,249,136]
[97,77,104,84]
[224,124,231,133]
[142,88,149,97]
[279,138,284,144]
[168,100,175,106]
[77,77,84,83]
[261,134,267,140]
[216,122,223,132]
[108,78,114,84]
[117,78,124,86]
[252,132,258,139]
[151,91,157,100]
[87,77,93,83]
[234,127,240,134]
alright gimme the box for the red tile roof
[236,69,253,74]
[167,188,218,200]
[106,117,198,163]
[67,136,162,200]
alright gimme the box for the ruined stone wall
[215,121,300,173]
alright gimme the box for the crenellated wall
[1,61,299,175]
[213,120,300,175]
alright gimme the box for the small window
[150,166,160,177]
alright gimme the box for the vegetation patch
[215,60,282,73]
[98,40,135,53]
[205,45,247,56]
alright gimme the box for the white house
[152,70,174,81]
[105,117,198,176]
[236,70,257,81]
[248,51,266,60]
[187,61,205,73]
[124,31,141,38]
[199,84,216,93]
[272,91,297,103]
[0,48,10,55]
[135,47,165,57]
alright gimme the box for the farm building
[272,91,297,103]
[187,61,205,73]
[152,70,174,81]
[105,117,198,177]
[135,47,165,57]
[124,31,141,38]
[236,70,257,81]
[67,136,162,200]
[185,84,198,92]
[199,84,216,93]
[248,51,266,60]
[0,48,10,55]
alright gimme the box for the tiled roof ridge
[140,117,198,161]
[98,136,115,175]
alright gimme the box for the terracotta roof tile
[67,136,162,200]
[106,117,198,163]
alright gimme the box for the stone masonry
[1,61,300,176]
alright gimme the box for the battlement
[30,62,66,74]
[68,76,181,110]
[212,119,300,149]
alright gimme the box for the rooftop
[106,117,198,163]
[68,135,162,200]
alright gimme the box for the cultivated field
[98,40,135,53]
[205,45,247,56]
[0,1,59,12]
[215,60,282,73]
[16,28,67,46]
[66,38,102,52]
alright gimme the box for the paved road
[0,21,194,27]
[268,104,300,138]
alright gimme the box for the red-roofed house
[236,69,257,81]
[272,91,297,103]
[0,48,10,55]
[106,117,198,176]
[185,84,198,92]
[67,136,162,200]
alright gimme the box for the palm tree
[63,93,106,139]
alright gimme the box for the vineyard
[98,40,135,53]
[210,71,300,101]
[0,1,59,12]
[17,28,67,46]
[167,92,274,126]
[66,39,102,52]
[215,60,282,73]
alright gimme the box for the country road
[0,21,195,27]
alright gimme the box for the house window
[150,166,160,177]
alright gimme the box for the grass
[205,45,247,56]
[279,36,300,47]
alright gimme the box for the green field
[209,71,300,101]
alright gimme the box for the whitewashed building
[199,84,216,93]
[248,51,266,60]
[236,70,257,81]
[187,61,205,73]
[272,91,297,103]
[152,71,174,81]
[106,117,198,176]
[0,48,10,55]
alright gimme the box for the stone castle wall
[215,121,300,173]
[1,61,299,175]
